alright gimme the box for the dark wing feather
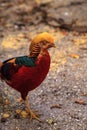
[0,56,36,80]
[1,62,19,80]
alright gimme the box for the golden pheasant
[0,32,55,121]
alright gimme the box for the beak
[48,43,56,49]
[51,43,56,48]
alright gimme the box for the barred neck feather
[29,42,40,57]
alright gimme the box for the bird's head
[29,32,55,57]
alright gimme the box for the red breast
[9,51,50,98]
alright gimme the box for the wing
[0,56,36,80]
[1,57,19,80]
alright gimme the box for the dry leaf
[47,118,53,125]
[20,110,28,118]
[75,99,86,105]
[4,99,10,105]
[17,33,25,39]
[82,92,87,96]
[16,109,22,114]
[50,104,62,109]
[16,127,20,130]
[61,30,68,35]
[69,54,80,59]
[2,113,10,118]
[16,109,28,118]
[74,39,87,45]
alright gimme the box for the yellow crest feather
[31,32,54,44]
[29,32,54,57]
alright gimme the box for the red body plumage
[7,51,50,100]
[0,32,55,121]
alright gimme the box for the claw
[24,97,41,122]
[29,110,41,122]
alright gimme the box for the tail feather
[0,62,2,67]
[0,62,3,78]
[0,62,3,72]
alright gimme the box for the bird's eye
[43,42,46,45]
[42,41,49,46]
[42,41,46,45]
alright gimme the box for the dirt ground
[0,0,87,130]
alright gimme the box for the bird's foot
[26,109,41,122]
[24,97,41,122]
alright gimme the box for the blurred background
[0,0,87,35]
[0,0,87,61]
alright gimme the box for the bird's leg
[24,97,41,122]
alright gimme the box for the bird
[0,32,55,121]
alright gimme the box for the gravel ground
[0,0,87,130]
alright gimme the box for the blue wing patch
[15,56,36,67]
